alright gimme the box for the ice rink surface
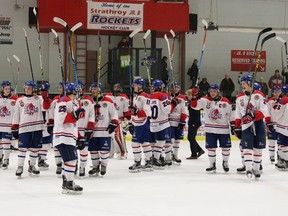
[1,140,287,216]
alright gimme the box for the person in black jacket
[220,74,235,102]
[187,59,198,88]
[186,87,205,159]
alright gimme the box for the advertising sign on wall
[0,16,13,45]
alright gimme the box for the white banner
[87,1,143,31]
[0,16,13,44]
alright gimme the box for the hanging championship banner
[87,1,143,31]
[231,50,266,72]
[0,16,13,44]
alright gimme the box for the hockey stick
[23,28,34,82]
[143,30,151,86]
[247,27,272,74]
[246,32,276,113]
[51,29,65,81]
[128,28,141,105]
[96,31,102,102]
[33,7,44,82]
[164,33,173,91]
[170,29,176,60]
[13,55,21,95]
[196,19,208,86]
[276,36,288,71]
[7,57,16,88]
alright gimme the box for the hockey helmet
[152,79,164,91]
[208,84,220,91]
[90,82,103,92]
[39,81,50,91]
[133,78,146,88]
[272,86,281,91]
[1,80,11,88]
[253,82,261,91]
[171,81,181,89]
[24,80,36,89]
[113,82,122,93]
[240,74,253,85]
[78,80,85,89]
[65,82,76,95]
[282,85,288,95]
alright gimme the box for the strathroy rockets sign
[87,1,143,31]
[231,50,266,72]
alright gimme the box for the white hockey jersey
[169,93,188,127]
[77,95,95,138]
[12,95,44,134]
[131,91,151,126]
[51,96,79,147]
[92,96,119,137]
[266,97,281,131]
[275,96,288,136]
[190,96,232,134]
[0,94,17,132]
[150,92,173,133]
[235,90,269,130]
[105,93,130,121]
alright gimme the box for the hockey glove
[76,138,86,150]
[73,108,85,120]
[84,129,93,140]
[129,106,139,116]
[234,127,242,139]
[241,112,255,124]
[107,122,118,134]
[178,122,186,130]
[266,122,275,133]
[191,87,199,99]
[41,91,49,101]
[94,103,101,116]
[47,124,54,135]
[171,98,179,107]
[128,123,134,135]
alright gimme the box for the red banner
[231,50,266,72]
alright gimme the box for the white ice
[1,140,287,216]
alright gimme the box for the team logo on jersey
[83,101,88,107]
[206,102,211,109]
[24,103,39,115]
[254,95,259,100]
[208,108,222,120]
[103,103,107,108]
[19,100,24,107]
[10,101,15,106]
[222,103,226,108]
[240,99,245,107]
[0,106,11,117]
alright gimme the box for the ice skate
[142,160,153,172]
[2,158,9,169]
[129,161,142,173]
[62,180,83,195]
[206,163,216,173]
[38,158,49,170]
[28,163,40,176]
[62,175,67,189]
[0,154,3,167]
[79,167,85,177]
[89,164,100,176]
[270,156,275,163]
[222,161,229,173]
[153,157,165,170]
[15,166,23,178]
[160,156,167,168]
[236,165,246,173]
[246,170,253,179]
[275,159,287,170]
[172,154,182,165]
[56,163,62,175]
[100,164,107,176]
[253,170,261,179]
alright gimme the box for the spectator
[198,77,210,97]
[117,36,129,48]
[185,88,205,160]
[220,73,235,102]
[187,59,198,87]
[282,68,288,84]
[268,69,284,90]
[257,77,269,96]
[161,56,169,86]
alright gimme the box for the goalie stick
[13,55,21,95]
[23,28,35,82]
[143,30,151,86]
[196,19,208,86]
[33,7,44,82]
[248,27,272,74]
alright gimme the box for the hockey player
[106,82,130,159]
[49,82,85,194]
[234,74,271,179]
[76,80,95,177]
[149,79,177,169]
[12,81,45,177]
[274,85,288,170]
[266,86,281,163]
[0,81,17,169]
[169,81,188,164]
[88,82,119,176]
[38,81,52,170]
[128,78,153,172]
[190,84,232,173]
